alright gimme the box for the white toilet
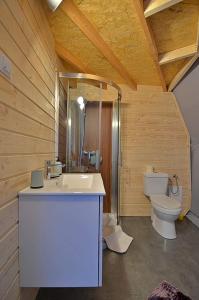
[144,172,182,239]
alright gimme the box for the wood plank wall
[120,85,191,216]
[70,83,191,216]
[0,1,66,299]
[0,2,191,298]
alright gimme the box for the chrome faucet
[45,160,65,179]
[45,160,53,179]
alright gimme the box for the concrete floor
[36,217,199,300]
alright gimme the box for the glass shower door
[66,83,102,173]
[62,74,121,216]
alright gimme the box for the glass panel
[112,100,120,219]
[61,74,121,218]
[66,82,102,173]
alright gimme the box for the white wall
[174,59,199,217]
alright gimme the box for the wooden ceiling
[45,0,199,90]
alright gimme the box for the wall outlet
[0,53,11,79]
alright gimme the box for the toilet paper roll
[146,165,154,173]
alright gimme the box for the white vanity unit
[19,173,105,288]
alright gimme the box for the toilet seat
[150,195,181,215]
[150,195,181,209]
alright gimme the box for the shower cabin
[57,73,121,217]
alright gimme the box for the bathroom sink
[19,173,105,287]
[19,173,105,196]
[62,173,93,189]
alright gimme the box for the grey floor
[36,217,199,300]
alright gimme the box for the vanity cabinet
[19,193,103,287]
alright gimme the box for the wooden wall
[70,83,191,216]
[0,1,192,298]
[0,1,65,299]
[120,85,191,216]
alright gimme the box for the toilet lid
[150,195,181,209]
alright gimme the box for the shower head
[46,0,63,11]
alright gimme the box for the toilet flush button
[0,52,11,80]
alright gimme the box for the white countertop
[19,173,106,196]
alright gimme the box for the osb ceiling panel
[61,59,79,72]
[45,0,199,89]
[47,9,125,83]
[161,57,191,85]
[73,0,161,86]
[150,0,199,54]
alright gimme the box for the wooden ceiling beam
[60,0,137,90]
[159,44,197,65]
[168,18,199,91]
[56,43,108,89]
[168,54,199,91]
[144,0,183,18]
[55,42,93,73]
[133,0,167,91]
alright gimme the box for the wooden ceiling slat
[168,17,199,90]
[60,0,137,90]
[168,54,198,91]
[133,0,167,91]
[144,0,183,18]
[159,44,197,65]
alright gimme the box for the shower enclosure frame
[58,72,122,223]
